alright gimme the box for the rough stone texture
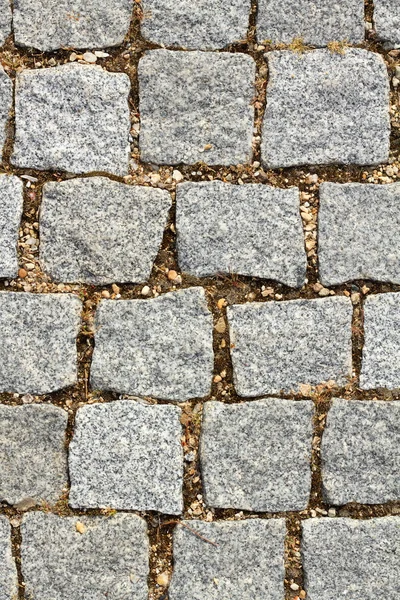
[227,297,353,396]
[169,519,286,600]
[0,404,68,506]
[201,399,314,512]
[0,176,23,279]
[0,517,17,600]
[141,0,251,49]
[257,0,364,46]
[0,66,12,159]
[262,49,390,169]
[321,399,400,505]
[319,182,400,286]
[374,0,400,47]
[302,517,400,600]
[12,64,130,175]
[69,400,183,514]
[91,287,214,401]
[13,0,133,51]
[0,292,81,394]
[21,512,149,600]
[360,292,400,389]
[40,177,171,284]
[176,181,306,287]
[0,0,11,47]
[138,50,255,165]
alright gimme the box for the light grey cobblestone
[21,512,149,600]
[0,517,17,600]
[69,400,183,514]
[0,404,68,506]
[0,66,12,158]
[40,177,171,284]
[0,0,11,47]
[200,399,314,512]
[374,0,400,47]
[12,64,131,175]
[361,292,400,389]
[302,517,400,600]
[319,182,400,286]
[90,287,214,401]
[0,175,23,280]
[176,181,306,287]
[257,0,364,46]
[227,297,353,396]
[262,49,390,168]
[13,0,133,51]
[141,0,250,49]
[0,293,81,394]
[321,399,400,505]
[138,50,255,165]
[169,519,286,600]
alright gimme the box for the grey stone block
[176,181,306,287]
[169,519,286,600]
[91,287,214,401]
[0,66,12,159]
[319,182,400,286]
[257,0,364,46]
[0,0,11,47]
[200,399,314,512]
[321,399,400,505]
[12,64,130,175]
[227,296,353,396]
[262,49,390,169]
[13,0,133,51]
[374,0,400,47]
[0,175,23,279]
[361,292,400,389]
[0,404,68,506]
[141,0,251,49]
[40,177,171,285]
[138,50,255,165]
[69,400,183,514]
[302,517,400,600]
[0,292,82,394]
[0,517,17,600]
[21,512,149,600]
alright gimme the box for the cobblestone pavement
[0,1,399,599]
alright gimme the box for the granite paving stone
[0,0,11,47]
[0,404,68,506]
[21,512,149,600]
[321,399,400,505]
[176,181,306,287]
[257,0,364,46]
[141,0,251,49]
[319,182,400,285]
[200,399,314,512]
[169,519,286,600]
[0,292,82,394]
[360,292,400,389]
[138,50,255,165]
[0,66,12,159]
[262,49,390,168]
[374,0,400,47]
[13,0,133,51]
[69,400,183,514]
[302,517,400,600]
[0,517,17,600]
[90,287,214,401]
[12,64,130,175]
[227,296,353,396]
[0,175,23,280]
[40,177,171,284]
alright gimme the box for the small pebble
[215,317,226,333]
[156,571,170,586]
[172,169,184,182]
[75,521,87,534]
[141,285,151,296]
[291,582,300,591]
[167,269,178,281]
[18,268,27,278]
[318,287,330,297]
[83,52,97,64]
[101,290,111,299]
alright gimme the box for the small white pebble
[83,51,97,64]
[141,285,151,296]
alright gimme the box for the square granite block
[200,399,314,512]
[0,66,12,158]
[12,64,130,175]
[138,50,255,165]
[176,181,306,287]
[169,519,286,600]
[69,400,184,514]
[21,512,149,600]
[227,296,353,396]
[0,175,23,279]
[374,0,400,47]
[302,517,400,600]
[0,517,17,600]
[0,0,11,47]
[262,49,390,168]
[321,399,400,505]
[40,177,171,284]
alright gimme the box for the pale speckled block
[374,0,400,47]
[0,65,12,160]
[0,0,11,47]
[0,175,23,279]
[0,517,18,600]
